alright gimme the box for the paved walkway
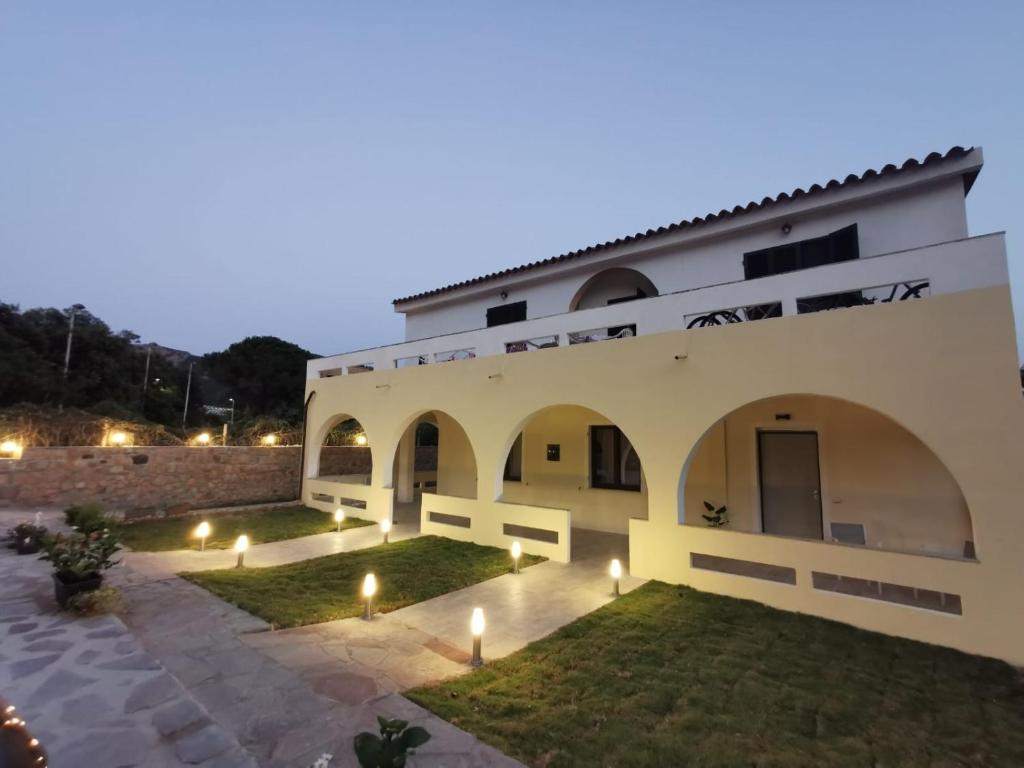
[0,524,256,768]
[3,503,642,767]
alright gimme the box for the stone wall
[0,446,302,516]
[317,446,437,476]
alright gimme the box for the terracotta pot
[52,573,103,608]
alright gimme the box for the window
[743,224,859,280]
[504,433,523,481]
[486,301,526,327]
[590,426,642,491]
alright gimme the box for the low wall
[0,446,301,517]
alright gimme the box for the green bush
[64,502,112,534]
[40,530,121,583]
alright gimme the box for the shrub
[40,530,121,583]
[64,502,113,534]
[66,586,123,616]
[5,522,47,548]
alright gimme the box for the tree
[202,336,316,422]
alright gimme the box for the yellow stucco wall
[682,395,972,557]
[303,285,1024,664]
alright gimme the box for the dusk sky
[2,2,1022,358]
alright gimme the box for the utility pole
[59,305,79,412]
[182,362,193,432]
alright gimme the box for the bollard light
[234,534,249,568]
[510,540,522,575]
[380,518,392,544]
[610,558,622,597]
[470,607,485,667]
[195,521,211,551]
[362,573,377,620]
[334,508,345,532]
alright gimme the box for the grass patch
[116,505,373,551]
[181,535,545,628]
[408,581,1024,768]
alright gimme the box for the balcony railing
[309,234,1006,379]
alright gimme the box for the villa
[300,146,1024,665]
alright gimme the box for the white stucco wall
[401,174,969,342]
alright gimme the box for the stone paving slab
[0,542,256,768]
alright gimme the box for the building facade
[301,147,1024,664]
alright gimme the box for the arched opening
[313,415,372,483]
[569,267,659,312]
[500,405,648,562]
[391,410,477,525]
[678,394,975,560]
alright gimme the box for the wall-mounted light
[109,431,129,446]
[355,434,368,446]
[196,432,211,446]
[499,290,508,300]
[261,434,278,446]
[0,440,23,459]
[781,222,792,235]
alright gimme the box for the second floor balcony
[308,233,1007,380]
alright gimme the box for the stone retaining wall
[0,446,302,516]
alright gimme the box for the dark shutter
[486,301,527,328]
[743,224,859,280]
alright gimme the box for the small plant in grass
[64,502,114,534]
[66,586,123,616]
[702,500,728,527]
[354,717,430,767]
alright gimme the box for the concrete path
[0,535,256,768]
[119,520,420,586]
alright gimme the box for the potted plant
[5,522,48,555]
[40,530,121,608]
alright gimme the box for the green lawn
[408,581,1024,768]
[181,535,545,628]
[116,505,373,551]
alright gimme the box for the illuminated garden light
[234,534,249,567]
[0,440,22,459]
[109,431,128,446]
[261,434,278,446]
[195,520,211,551]
[354,433,368,446]
[362,573,377,620]
[470,607,485,667]
[610,558,623,597]
[334,508,345,532]
[510,540,522,575]
[380,518,392,544]
[196,432,211,446]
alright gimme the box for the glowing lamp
[0,440,21,459]
[380,518,392,544]
[470,607,485,667]
[510,540,522,574]
[334,508,345,532]
[196,432,211,446]
[234,534,249,567]
[261,434,278,446]
[110,431,128,446]
[362,572,377,620]
[195,521,211,551]
[610,558,622,597]
[355,434,368,446]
